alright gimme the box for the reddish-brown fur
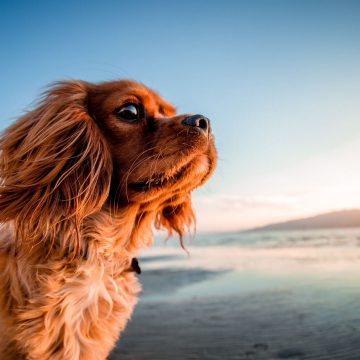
[0,80,217,359]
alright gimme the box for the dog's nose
[182,114,211,136]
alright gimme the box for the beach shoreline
[110,240,360,359]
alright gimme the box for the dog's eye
[115,103,141,122]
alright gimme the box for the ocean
[111,228,360,359]
[162,227,360,248]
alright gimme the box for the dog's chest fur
[0,213,144,360]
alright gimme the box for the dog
[0,79,217,359]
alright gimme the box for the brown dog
[0,80,217,359]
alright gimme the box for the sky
[1,0,360,231]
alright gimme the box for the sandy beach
[110,234,360,360]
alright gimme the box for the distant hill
[247,209,360,232]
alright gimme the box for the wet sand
[110,246,360,359]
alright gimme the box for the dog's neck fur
[83,204,156,263]
[0,204,147,360]
[1,203,157,270]
[0,204,155,311]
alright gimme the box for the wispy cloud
[193,137,360,232]
[193,193,306,232]
[195,194,300,210]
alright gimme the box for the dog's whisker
[0,79,216,359]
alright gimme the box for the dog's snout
[182,114,211,136]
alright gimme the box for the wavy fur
[0,79,216,359]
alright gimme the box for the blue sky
[1,0,360,231]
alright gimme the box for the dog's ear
[155,194,195,241]
[0,81,112,254]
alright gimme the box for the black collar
[130,257,141,274]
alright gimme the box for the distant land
[247,209,360,232]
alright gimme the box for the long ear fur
[155,194,195,241]
[0,81,112,255]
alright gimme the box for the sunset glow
[1,0,360,232]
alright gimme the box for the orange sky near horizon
[194,136,360,232]
[2,1,360,234]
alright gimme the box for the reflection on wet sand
[111,229,360,360]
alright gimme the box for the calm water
[144,228,360,301]
[179,227,360,248]
[113,229,360,359]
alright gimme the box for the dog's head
[0,80,217,252]
[87,80,217,236]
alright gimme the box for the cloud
[195,193,300,210]
[192,193,308,232]
[191,137,360,232]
